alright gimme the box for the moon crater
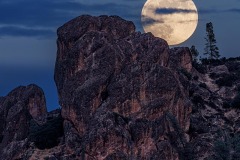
[141,0,198,45]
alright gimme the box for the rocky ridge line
[3,15,237,160]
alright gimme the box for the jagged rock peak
[57,15,136,44]
[4,84,47,119]
[54,15,192,159]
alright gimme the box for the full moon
[141,0,198,45]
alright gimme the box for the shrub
[200,58,211,65]
[211,60,224,66]
[193,61,207,74]
[179,68,192,80]
[231,93,240,108]
[192,95,204,106]
[213,140,230,160]
[226,61,240,72]
[222,93,240,108]
[227,57,240,61]
[215,74,238,87]
[200,58,224,66]
[211,133,240,160]
[223,100,232,108]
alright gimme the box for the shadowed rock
[0,84,47,159]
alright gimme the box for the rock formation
[189,59,240,159]
[0,84,47,159]
[54,15,192,159]
[1,15,239,160]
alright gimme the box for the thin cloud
[177,20,198,24]
[0,0,137,37]
[141,15,164,26]
[226,8,240,13]
[155,8,197,15]
[0,26,55,37]
[198,8,219,14]
[142,18,159,26]
[198,8,240,14]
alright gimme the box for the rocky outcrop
[168,47,193,72]
[1,15,239,160]
[189,58,240,159]
[210,64,229,75]
[55,15,192,159]
[0,84,47,159]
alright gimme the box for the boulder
[210,65,229,75]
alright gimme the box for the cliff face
[54,15,192,159]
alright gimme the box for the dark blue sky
[1,0,240,111]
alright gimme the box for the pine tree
[204,22,220,60]
[190,45,199,62]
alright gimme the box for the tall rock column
[55,15,192,159]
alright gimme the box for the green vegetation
[231,92,240,108]
[223,92,240,108]
[200,57,224,66]
[215,73,238,87]
[190,45,199,62]
[81,143,86,160]
[204,22,220,60]
[192,61,207,74]
[226,61,240,72]
[210,132,240,160]
[179,68,192,80]
[213,140,230,160]
[190,22,224,72]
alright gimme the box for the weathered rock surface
[55,15,192,159]
[0,84,47,159]
[168,47,193,72]
[2,15,239,160]
[189,58,240,159]
[210,64,229,75]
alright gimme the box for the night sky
[1,0,240,111]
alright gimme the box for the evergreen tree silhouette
[190,45,199,62]
[204,22,220,60]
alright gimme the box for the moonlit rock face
[141,0,198,45]
[55,15,192,159]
